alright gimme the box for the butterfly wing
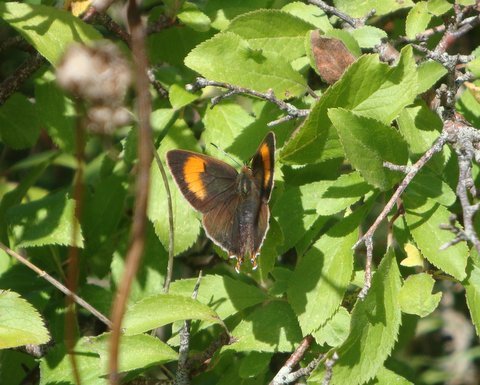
[251,132,275,202]
[166,150,238,213]
[202,194,241,257]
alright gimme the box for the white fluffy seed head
[56,41,132,105]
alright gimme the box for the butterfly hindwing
[166,150,238,213]
[251,132,275,202]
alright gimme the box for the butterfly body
[166,132,275,272]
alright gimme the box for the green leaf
[315,171,372,215]
[227,10,314,62]
[350,26,388,49]
[35,72,75,153]
[39,339,103,385]
[396,101,449,173]
[404,195,469,281]
[457,80,480,128]
[367,367,414,385]
[464,257,480,336]
[281,46,417,165]
[309,248,402,385]
[281,2,332,32]
[226,300,302,352]
[273,182,325,254]
[148,122,201,255]
[123,293,224,335]
[238,352,272,378]
[90,333,178,375]
[333,0,414,17]
[0,154,54,243]
[329,108,408,190]
[417,60,448,94]
[169,83,199,109]
[0,93,41,150]
[177,2,211,32]
[169,274,267,320]
[427,0,452,16]
[111,223,167,303]
[7,192,84,248]
[202,102,255,162]
[313,306,350,347]
[406,2,433,39]
[204,0,269,30]
[288,207,365,334]
[83,175,126,256]
[405,168,456,207]
[0,2,101,65]
[185,32,306,98]
[0,290,50,348]
[399,273,442,317]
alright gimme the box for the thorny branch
[186,77,310,126]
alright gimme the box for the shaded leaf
[7,192,84,248]
[0,94,41,150]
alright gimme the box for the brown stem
[109,0,153,383]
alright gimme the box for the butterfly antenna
[210,143,242,167]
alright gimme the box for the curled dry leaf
[310,31,356,85]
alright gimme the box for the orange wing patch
[183,156,207,200]
[260,143,271,189]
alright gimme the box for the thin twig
[308,0,375,28]
[0,242,111,327]
[0,53,45,105]
[109,0,153,383]
[269,335,318,385]
[322,352,339,385]
[358,237,373,300]
[175,272,203,385]
[383,161,411,173]
[150,142,175,293]
[353,133,449,250]
[186,77,309,126]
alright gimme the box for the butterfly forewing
[166,150,238,213]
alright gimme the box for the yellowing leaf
[401,242,425,267]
